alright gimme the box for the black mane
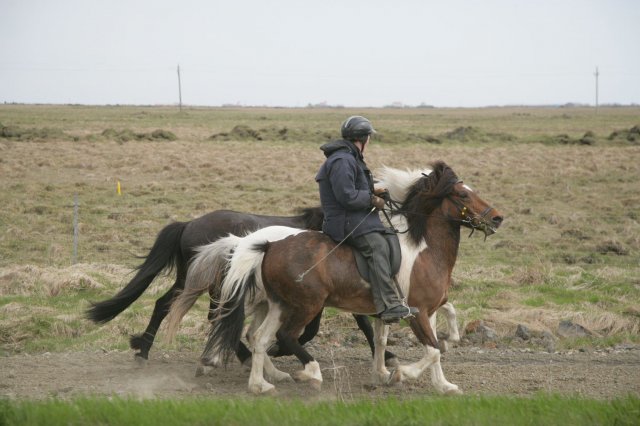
[299,206,324,231]
[400,161,459,245]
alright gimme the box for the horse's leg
[428,309,448,353]
[248,303,292,383]
[130,270,184,361]
[353,314,399,367]
[276,328,323,391]
[392,312,461,395]
[248,302,282,395]
[439,302,460,342]
[269,304,325,391]
[372,318,392,384]
[267,308,322,357]
[196,308,256,377]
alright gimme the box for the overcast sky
[1,0,639,107]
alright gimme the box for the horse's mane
[377,161,459,245]
[298,206,324,231]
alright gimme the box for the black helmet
[341,116,376,141]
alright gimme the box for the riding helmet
[341,116,376,141]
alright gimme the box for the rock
[557,320,593,338]
[463,320,497,344]
[480,325,498,342]
[464,320,484,335]
[515,324,531,341]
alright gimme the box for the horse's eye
[459,191,469,199]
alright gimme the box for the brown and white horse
[168,161,502,394]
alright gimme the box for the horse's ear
[430,161,446,180]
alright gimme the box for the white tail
[164,235,241,341]
[218,226,306,312]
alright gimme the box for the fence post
[73,194,79,264]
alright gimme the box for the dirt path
[2,343,638,401]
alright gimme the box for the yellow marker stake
[117,180,121,196]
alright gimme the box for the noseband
[458,204,495,240]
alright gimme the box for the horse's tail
[203,225,305,365]
[164,234,242,341]
[86,221,187,324]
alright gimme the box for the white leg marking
[424,345,462,395]
[372,319,391,384]
[293,360,323,390]
[393,344,461,395]
[439,302,460,342]
[429,311,438,335]
[248,303,282,395]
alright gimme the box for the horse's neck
[422,217,461,272]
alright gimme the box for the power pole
[177,64,183,112]
[594,66,599,114]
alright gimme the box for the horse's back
[183,209,320,252]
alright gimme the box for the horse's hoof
[387,368,403,385]
[443,385,463,396]
[249,382,276,395]
[385,357,399,368]
[196,365,214,377]
[446,387,463,396]
[195,365,205,377]
[270,372,293,383]
[309,379,322,391]
[438,340,449,353]
[292,370,305,382]
[200,356,221,368]
[134,354,148,367]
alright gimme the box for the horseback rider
[315,116,419,323]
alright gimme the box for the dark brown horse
[86,207,399,365]
[180,161,503,394]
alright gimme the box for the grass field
[1,104,638,355]
[2,394,639,426]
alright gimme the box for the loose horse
[183,161,503,394]
[86,207,406,364]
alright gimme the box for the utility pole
[594,66,599,114]
[177,64,183,112]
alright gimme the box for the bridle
[381,181,497,240]
[447,195,496,240]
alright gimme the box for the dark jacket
[315,139,385,241]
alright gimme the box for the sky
[1,0,639,107]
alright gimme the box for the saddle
[352,231,402,282]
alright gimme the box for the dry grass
[1,105,639,352]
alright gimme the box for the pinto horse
[190,161,503,394]
[85,206,406,365]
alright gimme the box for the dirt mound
[440,126,515,143]
[0,124,69,141]
[608,125,640,144]
[544,131,597,145]
[100,128,177,142]
[209,124,332,143]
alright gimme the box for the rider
[315,115,419,323]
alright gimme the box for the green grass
[1,395,638,426]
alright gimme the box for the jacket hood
[319,139,359,158]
